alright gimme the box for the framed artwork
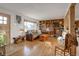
[16,15,21,24]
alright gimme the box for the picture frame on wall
[16,15,21,24]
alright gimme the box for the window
[24,21,37,31]
[0,16,7,24]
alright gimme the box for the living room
[0,3,79,56]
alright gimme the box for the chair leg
[64,51,65,56]
[55,47,56,56]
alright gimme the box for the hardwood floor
[5,36,79,56]
[7,37,58,56]
[6,37,79,56]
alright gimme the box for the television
[16,15,21,24]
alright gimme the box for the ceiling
[0,3,78,20]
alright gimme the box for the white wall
[0,7,39,43]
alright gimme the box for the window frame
[0,16,7,24]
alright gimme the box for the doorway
[0,13,10,45]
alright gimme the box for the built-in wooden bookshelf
[39,19,64,36]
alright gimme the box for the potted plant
[0,32,6,46]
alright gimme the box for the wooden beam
[64,3,76,56]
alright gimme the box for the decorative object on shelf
[16,15,21,24]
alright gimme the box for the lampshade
[24,29,27,32]
[19,29,24,34]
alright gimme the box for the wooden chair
[55,33,75,56]
[55,46,70,56]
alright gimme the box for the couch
[26,30,41,41]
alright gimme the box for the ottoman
[40,34,48,41]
